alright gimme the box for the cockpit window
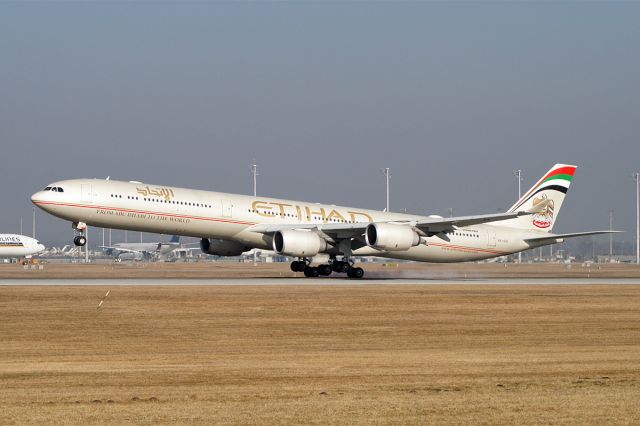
[57,187,64,193]
[52,187,58,192]
[44,187,51,191]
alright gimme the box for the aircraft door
[221,200,233,218]
[81,184,93,203]
[487,229,497,247]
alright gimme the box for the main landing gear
[290,259,326,277]
[72,222,87,246]
[290,257,364,279]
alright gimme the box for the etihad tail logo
[531,195,554,229]
[136,186,174,201]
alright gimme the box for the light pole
[635,172,639,264]
[382,168,390,212]
[250,161,258,197]
[609,209,614,261]
[250,161,258,265]
[514,170,523,263]
[20,217,23,235]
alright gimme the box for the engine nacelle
[365,223,421,251]
[200,238,248,256]
[273,230,327,257]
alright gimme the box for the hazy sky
[1,2,639,247]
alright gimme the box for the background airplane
[0,234,45,258]
[31,164,615,278]
[100,235,181,260]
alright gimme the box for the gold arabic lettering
[136,186,175,201]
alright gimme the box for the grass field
[1,284,639,424]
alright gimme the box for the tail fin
[169,235,180,244]
[500,164,577,232]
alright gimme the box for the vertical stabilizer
[500,164,577,232]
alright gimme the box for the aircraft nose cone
[37,244,45,252]
[31,190,48,208]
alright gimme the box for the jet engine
[200,238,249,256]
[365,223,421,251]
[273,230,327,257]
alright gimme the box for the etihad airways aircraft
[31,164,613,278]
[0,234,45,258]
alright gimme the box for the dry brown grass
[1,284,639,424]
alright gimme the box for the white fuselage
[31,179,543,263]
[0,234,45,258]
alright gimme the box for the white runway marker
[97,290,110,309]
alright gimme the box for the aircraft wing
[157,243,180,255]
[412,211,532,235]
[248,210,534,240]
[249,222,368,240]
[99,246,142,254]
[524,230,622,244]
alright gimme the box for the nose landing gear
[72,222,87,247]
[73,235,87,246]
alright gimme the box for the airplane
[100,235,181,260]
[0,234,45,258]
[31,164,615,278]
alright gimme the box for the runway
[2,277,640,285]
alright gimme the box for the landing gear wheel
[303,266,320,278]
[317,264,332,276]
[332,261,350,273]
[291,261,306,272]
[347,267,364,279]
[74,236,87,247]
